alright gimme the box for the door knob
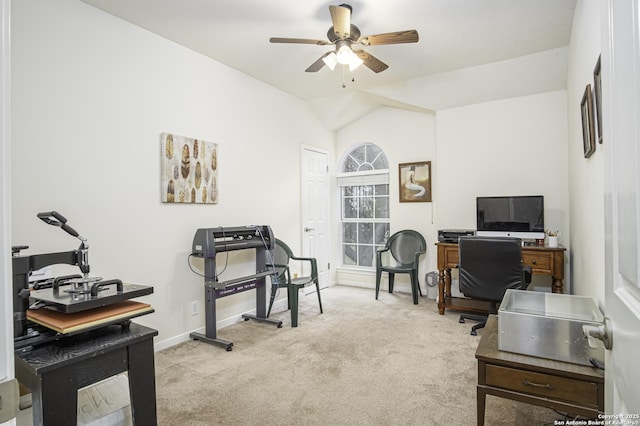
[583,317,612,350]
[304,227,315,232]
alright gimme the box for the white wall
[11,0,333,348]
[566,0,604,304]
[332,91,571,296]
[436,92,569,231]
[436,91,570,291]
[334,107,436,291]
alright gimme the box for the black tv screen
[476,196,544,237]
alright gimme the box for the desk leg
[445,268,452,299]
[477,386,486,426]
[552,277,563,294]
[32,368,78,425]
[437,268,445,314]
[128,338,158,425]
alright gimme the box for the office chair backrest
[458,236,526,302]
[387,230,426,265]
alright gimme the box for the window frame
[338,144,390,269]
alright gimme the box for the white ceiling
[80,0,577,130]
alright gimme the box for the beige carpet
[155,285,562,425]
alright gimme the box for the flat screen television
[476,195,544,240]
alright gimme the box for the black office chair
[458,236,531,335]
[375,230,426,305]
[266,239,323,327]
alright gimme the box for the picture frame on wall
[161,132,219,204]
[398,161,431,202]
[593,55,603,144]
[580,84,596,159]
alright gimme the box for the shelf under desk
[435,242,566,315]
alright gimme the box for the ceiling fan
[269,4,419,73]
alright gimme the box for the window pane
[366,145,382,163]
[374,223,389,244]
[358,223,373,244]
[343,186,357,196]
[343,157,359,173]
[343,245,357,265]
[372,155,388,170]
[375,197,389,218]
[374,184,388,195]
[360,197,374,218]
[343,222,357,243]
[343,198,357,218]
[359,245,374,267]
[351,146,365,164]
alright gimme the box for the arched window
[338,143,390,268]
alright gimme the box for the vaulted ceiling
[81,0,577,130]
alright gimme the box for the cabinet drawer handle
[522,379,553,390]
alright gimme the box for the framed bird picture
[161,133,218,204]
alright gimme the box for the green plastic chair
[375,230,426,304]
[266,239,323,327]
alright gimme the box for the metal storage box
[498,289,604,366]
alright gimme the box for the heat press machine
[12,211,154,350]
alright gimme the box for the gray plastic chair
[375,230,426,304]
[266,239,323,327]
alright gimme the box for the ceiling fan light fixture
[322,52,338,71]
[336,43,352,65]
[348,52,363,71]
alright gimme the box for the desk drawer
[485,364,599,407]
[522,251,552,274]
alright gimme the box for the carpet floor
[154,285,564,425]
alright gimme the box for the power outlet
[189,301,200,316]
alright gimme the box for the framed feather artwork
[161,133,218,204]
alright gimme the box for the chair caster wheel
[470,330,477,336]
[459,318,465,324]
[277,323,283,328]
[244,317,250,321]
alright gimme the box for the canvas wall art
[399,161,432,202]
[161,133,218,204]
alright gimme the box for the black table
[15,323,158,425]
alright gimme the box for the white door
[301,146,330,291]
[601,0,640,413]
[1,1,17,424]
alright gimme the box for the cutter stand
[190,226,282,351]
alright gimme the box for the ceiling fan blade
[305,52,332,72]
[354,50,389,73]
[270,37,331,46]
[360,30,419,46]
[329,5,351,39]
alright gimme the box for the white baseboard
[153,298,290,352]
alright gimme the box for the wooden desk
[475,316,604,426]
[435,242,566,315]
[15,323,158,425]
